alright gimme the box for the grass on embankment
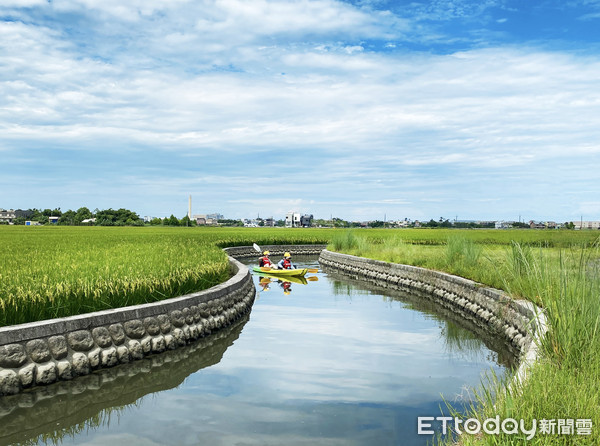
[0,226,329,326]
[331,230,600,445]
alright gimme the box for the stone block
[25,339,52,363]
[57,360,73,380]
[116,345,130,363]
[101,347,118,367]
[127,339,144,360]
[140,336,152,354]
[72,352,91,376]
[0,344,28,368]
[88,348,102,369]
[164,334,176,350]
[144,317,161,336]
[109,324,126,345]
[36,362,57,385]
[157,314,172,333]
[170,310,185,327]
[48,335,68,359]
[124,319,145,339]
[68,330,94,351]
[0,370,20,396]
[18,363,36,388]
[92,327,113,348]
[151,336,166,353]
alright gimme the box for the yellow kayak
[252,266,308,277]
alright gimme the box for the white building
[574,221,600,230]
[285,212,301,228]
[0,209,16,223]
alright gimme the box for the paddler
[277,252,296,270]
[259,251,276,268]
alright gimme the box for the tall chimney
[188,195,192,219]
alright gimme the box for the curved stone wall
[0,255,256,396]
[319,249,547,384]
[223,244,327,259]
[0,244,547,397]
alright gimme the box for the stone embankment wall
[319,250,547,383]
[223,244,327,259]
[0,255,255,396]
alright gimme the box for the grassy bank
[331,230,600,445]
[0,226,328,326]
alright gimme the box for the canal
[0,257,514,445]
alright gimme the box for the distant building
[48,216,59,224]
[285,212,301,227]
[574,221,600,230]
[495,221,513,229]
[0,209,16,223]
[194,213,221,225]
[194,214,217,225]
[529,221,546,229]
[264,217,275,227]
[300,214,313,227]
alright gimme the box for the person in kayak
[259,251,276,268]
[277,252,296,270]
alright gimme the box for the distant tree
[59,210,77,225]
[167,214,180,226]
[75,207,92,224]
[149,217,163,225]
[180,215,196,226]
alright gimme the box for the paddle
[253,242,319,273]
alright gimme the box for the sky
[1,0,599,222]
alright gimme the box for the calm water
[0,258,513,446]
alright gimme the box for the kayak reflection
[256,272,319,296]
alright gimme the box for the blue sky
[1,0,599,222]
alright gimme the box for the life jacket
[260,256,272,267]
[282,258,292,269]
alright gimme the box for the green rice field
[1,225,598,327]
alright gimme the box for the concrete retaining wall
[223,244,327,259]
[319,249,547,384]
[0,255,256,396]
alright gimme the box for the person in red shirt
[259,251,274,268]
[277,252,295,270]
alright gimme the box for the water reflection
[324,269,518,370]
[0,315,249,446]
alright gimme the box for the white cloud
[2,1,600,220]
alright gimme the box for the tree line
[10,208,196,227]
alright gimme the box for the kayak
[252,266,308,277]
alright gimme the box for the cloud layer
[1,1,599,220]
